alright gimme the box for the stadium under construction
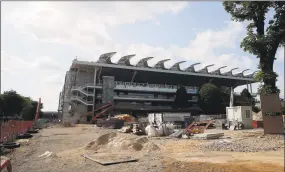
[58,52,256,123]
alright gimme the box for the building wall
[75,70,94,86]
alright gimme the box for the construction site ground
[8,124,284,172]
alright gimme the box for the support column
[92,68,98,115]
[131,71,137,83]
[250,83,252,93]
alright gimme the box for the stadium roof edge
[71,60,256,82]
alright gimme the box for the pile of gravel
[200,135,284,152]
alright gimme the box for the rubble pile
[201,135,284,152]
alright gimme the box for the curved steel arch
[136,57,154,67]
[184,63,200,72]
[98,52,116,64]
[234,69,250,77]
[244,70,258,78]
[222,67,239,76]
[197,64,214,74]
[170,61,186,71]
[117,54,136,66]
[153,59,171,69]
[210,66,227,75]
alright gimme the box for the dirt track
[8,124,284,172]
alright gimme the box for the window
[245,110,251,118]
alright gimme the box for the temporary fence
[0,120,34,143]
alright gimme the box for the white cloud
[1,2,283,110]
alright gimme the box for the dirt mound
[85,132,160,153]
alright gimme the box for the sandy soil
[7,124,284,172]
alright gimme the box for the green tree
[0,96,4,115]
[235,88,256,106]
[220,87,231,107]
[0,90,28,116]
[198,83,223,114]
[223,2,285,95]
[173,85,189,109]
[22,100,43,121]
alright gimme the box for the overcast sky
[1,2,284,111]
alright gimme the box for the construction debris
[132,124,145,135]
[191,132,224,140]
[96,118,125,129]
[169,129,184,138]
[83,153,138,165]
[201,134,284,152]
[63,122,75,127]
[118,125,132,133]
[114,114,135,122]
[184,120,213,135]
[38,151,53,158]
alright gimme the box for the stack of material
[191,132,224,140]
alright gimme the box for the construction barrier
[0,120,34,143]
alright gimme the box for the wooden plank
[83,154,138,165]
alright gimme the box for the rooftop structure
[58,52,256,123]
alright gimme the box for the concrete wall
[75,70,94,85]
[260,94,284,134]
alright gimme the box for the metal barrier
[0,120,34,143]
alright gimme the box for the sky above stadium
[1,2,284,110]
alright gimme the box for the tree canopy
[223,2,285,95]
[0,90,29,116]
[235,88,256,106]
[198,83,224,114]
[0,90,43,120]
[173,85,189,109]
[22,100,43,121]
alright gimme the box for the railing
[71,96,93,105]
[72,81,199,94]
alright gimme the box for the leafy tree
[220,87,231,107]
[173,85,189,109]
[223,2,285,95]
[22,100,43,121]
[0,90,28,116]
[252,106,261,113]
[234,88,257,107]
[0,96,4,115]
[241,88,251,99]
[198,83,223,114]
